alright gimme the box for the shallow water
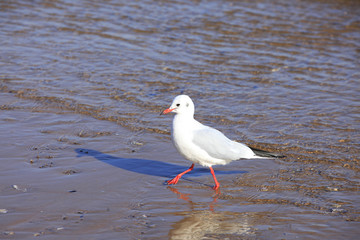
[1,0,359,239]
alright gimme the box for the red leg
[167,164,194,185]
[209,166,220,190]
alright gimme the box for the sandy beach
[1,0,359,239]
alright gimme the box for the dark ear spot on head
[186,103,189,107]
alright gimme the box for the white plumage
[161,94,283,190]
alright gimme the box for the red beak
[160,108,175,115]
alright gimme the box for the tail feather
[250,146,285,158]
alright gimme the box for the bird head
[160,95,195,116]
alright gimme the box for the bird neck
[174,112,194,121]
[173,113,195,129]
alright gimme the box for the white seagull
[161,95,284,190]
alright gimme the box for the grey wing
[192,127,251,161]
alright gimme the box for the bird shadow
[75,148,247,182]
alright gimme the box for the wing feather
[191,126,254,161]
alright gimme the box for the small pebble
[33,232,43,237]
[326,187,339,192]
[131,141,143,146]
[0,209,8,214]
[12,184,27,192]
[271,68,281,72]
[63,169,79,175]
[330,208,347,213]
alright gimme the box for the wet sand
[1,94,359,239]
[1,0,360,239]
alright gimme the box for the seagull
[161,95,284,190]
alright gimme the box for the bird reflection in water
[165,191,255,240]
[167,186,221,212]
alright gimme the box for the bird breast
[171,116,227,166]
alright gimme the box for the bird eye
[176,103,180,107]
